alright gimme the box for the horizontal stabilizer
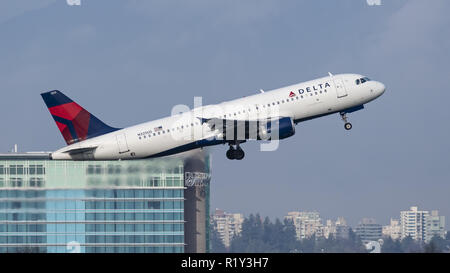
[63,146,98,155]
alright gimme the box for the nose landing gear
[226,143,245,160]
[340,112,352,131]
[344,122,352,130]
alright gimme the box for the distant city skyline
[213,206,446,251]
[1,0,450,226]
[215,205,447,236]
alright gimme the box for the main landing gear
[226,143,245,160]
[340,112,353,131]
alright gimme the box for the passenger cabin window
[356,79,360,85]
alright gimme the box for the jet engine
[257,117,295,140]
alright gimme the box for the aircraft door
[116,134,130,154]
[333,77,348,98]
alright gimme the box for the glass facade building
[0,152,210,253]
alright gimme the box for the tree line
[211,213,450,253]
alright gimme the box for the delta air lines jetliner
[41,73,385,160]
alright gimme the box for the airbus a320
[41,73,385,160]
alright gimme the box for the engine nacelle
[258,117,295,140]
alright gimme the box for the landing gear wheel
[226,143,245,160]
[340,112,353,131]
[226,147,236,160]
[344,122,352,131]
[234,148,245,160]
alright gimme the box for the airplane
[41,73,385,161]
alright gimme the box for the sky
[0,0,449,226]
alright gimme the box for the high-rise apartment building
[212,209,243,248]
[285,211,323,239]
[323,217,349,239]
[400,206,429,242]
[382,218,401,240]
[425,210,445,242]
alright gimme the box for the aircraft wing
[198,116,287,141]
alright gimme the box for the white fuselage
[51,73,385,160]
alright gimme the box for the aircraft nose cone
[376,81,386,96]
[379,82,386,94]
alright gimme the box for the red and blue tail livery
[41,90,119,145]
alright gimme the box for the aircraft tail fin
[41,90,119,145]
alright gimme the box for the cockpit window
[357,77,371,85]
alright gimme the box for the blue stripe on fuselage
[146,138,225,158]
[294,105,364,124]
